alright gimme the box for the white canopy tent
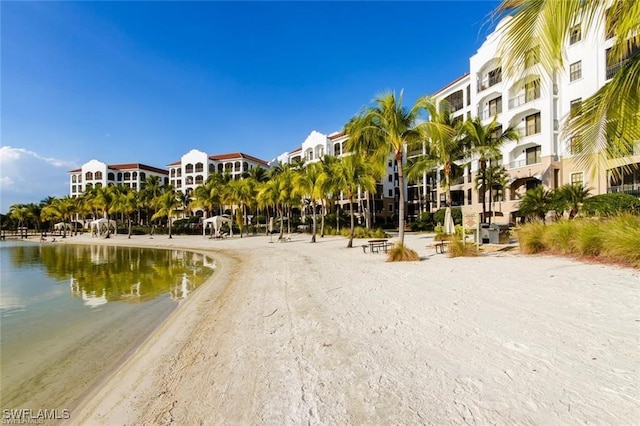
[54,222,73,231]
[90,218,117,237]
[202,215,233,238]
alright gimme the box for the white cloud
[0,146,78,213]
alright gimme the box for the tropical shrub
[517,221,548,254]
[340,226,388,239]
[582,193,640,217]
[410,212,435,232]
[433,207,462,227]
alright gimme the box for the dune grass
[517,214,640,268]
[448,237,479,258]
[386,243,420,262]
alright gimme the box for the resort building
[427,14,639,223]
[68,159,169,198]
[275,130,400,225]
[167,149,270,196]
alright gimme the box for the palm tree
[9,204,30,237]
[152,187,181,238]
[558,183,592,219]
[345,91,453,245]
[224,178,253,237]
[319,155,340,237]
[406,103,465,214]
[111,186,138,238]
[463,116,519,223]
[325,155,377,248]
[41,197,76,238]
[140,175,163,226]
[495,0,640,174]
[294,162,326,242]
[269,163,297,239]
[518,185,555,222]
[257,178,282,237]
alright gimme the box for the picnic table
[362,239,393,254]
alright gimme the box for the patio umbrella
[444,207,455,235]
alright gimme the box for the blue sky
[1,1,501,213]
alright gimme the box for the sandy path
[64,233,639,425]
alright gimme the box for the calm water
[0,240,217,413]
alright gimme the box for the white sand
[60,232,639,425]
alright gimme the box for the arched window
[95,171,103,180]
[209,163,215,173]
[195,162,203,172]
[218,164,223,173]
[72,175,77,183]
[117,172,123,180]
[243,162,249,171]
[185,163,194,173]
[77,175,82,183]
[186,176,194,185]
[85,183,93,191]
[234,162,241,171]
[195,175,203,184]
[85,172,93,180]
[171,169,176,177]
[107,172,115,180]
[177,169,182,177]
[334,143,341,155]
[124,172,131,181]
[140,172,146,180]
[132,172,137,179]
[95,182,102,188]
[225,163,232,171]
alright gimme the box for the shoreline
[53,232,639,424]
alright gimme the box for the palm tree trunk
[311,200,317,243]
[480,160,487,223]
[347,194,355,248]
[397,157,406,245]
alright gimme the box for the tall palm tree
[257,178,282,237]
[152,187,181,238]
[319,155,340,237]
[495,0,640,173]
[41,197,76,238]
[294,162,326,242]
[345,91,452,245]
[111,186,138,238]
[325,155,377,248]
[9,204,29,237]
[463,116,519,223]
[140,175,163,226]
[224,178,253,237]
[406,103,465,214]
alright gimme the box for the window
[72,185,76,193]
[488,67,502,86]
[388,175,392,182]
[466,85,471,106]
[195,175,203,185]
[388,204,394,212]
[525,146,541,165]
[525,46,540,68]
[195,162,203,173]
[85,172,93,180]
[525,113,541,136]
[124,172,130,181]
[570,98,582,117]
[388,189,393,197]
[569,135,584,155]
[72,175,77,183]
[171,169,176,177]
[524,79,540,102]
[569,24,581,44]
[108,172,115,180]
[209,163,215,173]
[571,172,583,186]
[95,171,103,180]
[185,163,194,173]
[569,61,582,81]
[140,172,146,180]
[445,90,464,112]
[488,96,502,117]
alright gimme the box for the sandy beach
[56,232,639,425]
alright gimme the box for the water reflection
[7,243,217,306]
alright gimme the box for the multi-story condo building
[429,15,639,224]
[167,149,270,196]
[68,159,169,198]
[275,130,400,225]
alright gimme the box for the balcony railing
[608,185,640,197]
[478,107,502,120]
[518,125,542,138]
[508,92,540,109]
[477,75,502,93]
[507,159,542,169]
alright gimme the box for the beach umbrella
[444,207,455,235]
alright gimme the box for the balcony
[478,106,502,120]
[477,74,502,93]
[507,159,542,170]
[608,185,640,197]
[508,91,540,109]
